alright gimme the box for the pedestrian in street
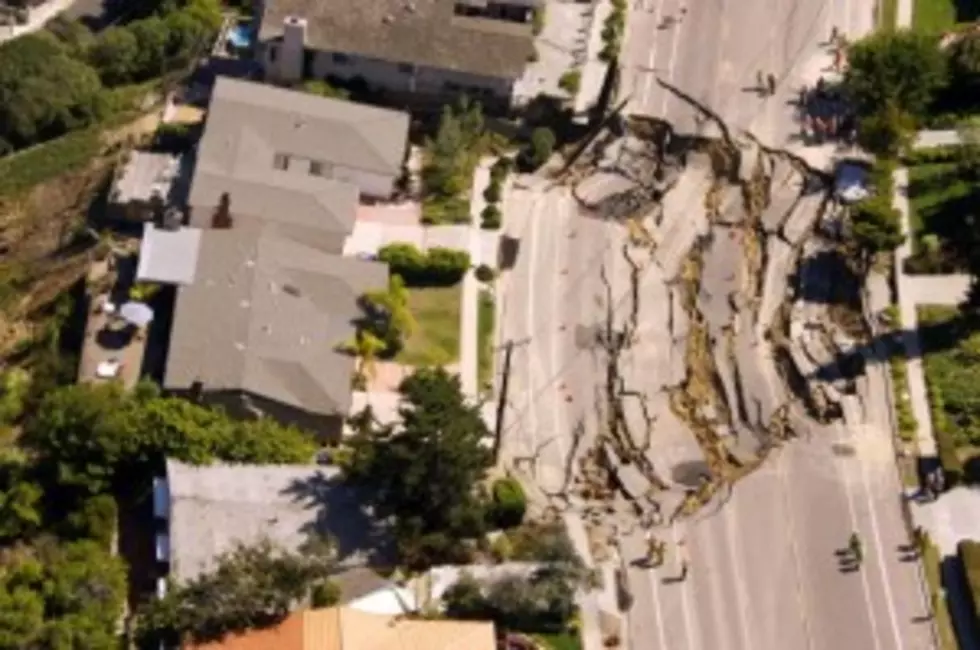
[756,70,765,93]
[679,559,689,581]
[849,531,863,565]
[767,73,776,96]
[830,25,840,44]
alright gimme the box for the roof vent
[234,342,246,351]
[283,284,301,297]
[262,325,272,335]
[239,300,251,308]
[404,2,416,11]
[382,13,395,23]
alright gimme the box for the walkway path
[914,130,963,149]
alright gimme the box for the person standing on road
[756,70,765,94]
[849,532,864,565]
[766,73,777,96]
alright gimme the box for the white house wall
[261,43,514,104]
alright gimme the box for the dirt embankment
[0,114,160,359]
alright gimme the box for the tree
[136,538,336,646]
[302,79,350,100]
[361,275,414,354]
[0,455,42,542]
[520,127,556,172]
[345,367,492,567]
[129,16,171,79]
[24,383,317,503]
[0,32,106,150]
[0,537,127,650]
[843,31,946,121]
[948,33,980,96]
[857,100,915,157]
[850,197,905,269]
[90,27,140,85]
[422,100,486,199]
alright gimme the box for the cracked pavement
[497,99,935,648]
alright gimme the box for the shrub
[64,494,118,550]
[519,127,556,172]
[531,6,545,35]
[491,477,527,529]
[490,534,514,562]
[475,264,497,283]
[379,243,471,286]
[310,579,341,607]
[377,242,427,278]
[481,205,502,230]
[426,247,472,284]
[483,180,502,204]
[959,540,980,623]
[558,70,582,95]
[490,157,512,182]
[931,385,964,487]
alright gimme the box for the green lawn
[477,290,496,392]
[879,0,898,29]
[396,285,462,367]
[533,633,582,650]
[906,162,979,269]
[917,305,980,446]
[912,0,980,31]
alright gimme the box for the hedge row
[928,382,964,487]
[924,534,959,650]
[959,540,980,625]
[377,243,471,286]
[901,145,964,167]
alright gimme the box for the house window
[273,154,290,171]
[268,45,278,62]
[398,63,414,75]
[444,81,462,92]
[332,52,351,65]
[310,160,324,176]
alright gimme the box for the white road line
[644,551,671,650]
[698,523,736,650]
[524,193,542,457]
[854,424,906,650]
[835,426,885,650]
[659,1,684,117]
[776,450,818,650]
[548,192,571,469]
[672,524,703,650]
[641,0,662,106]
[723,493,756,650]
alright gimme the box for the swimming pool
[226,23,254,49]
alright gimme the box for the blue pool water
[227,24,254,49]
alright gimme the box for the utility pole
[492,337,530,463]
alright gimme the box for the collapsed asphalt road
[498,95,935,648]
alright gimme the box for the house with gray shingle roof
[149,78,405,438]
[256,0,536,109]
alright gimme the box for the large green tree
[346,367,492,567]
[90,27,141,86]
[0,32,105,151]
[136,538,337,646]
[0,537,127,650]
[948,33,980,96]
[843,30,947,120]
[24,382,317,501]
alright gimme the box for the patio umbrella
[120,301,154,328]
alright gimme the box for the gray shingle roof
[163,220,388,416]
[259,0,534,80]
[198,77,410,181]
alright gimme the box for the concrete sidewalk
[893,167,937,458]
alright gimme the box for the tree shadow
[282,471,394,567]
